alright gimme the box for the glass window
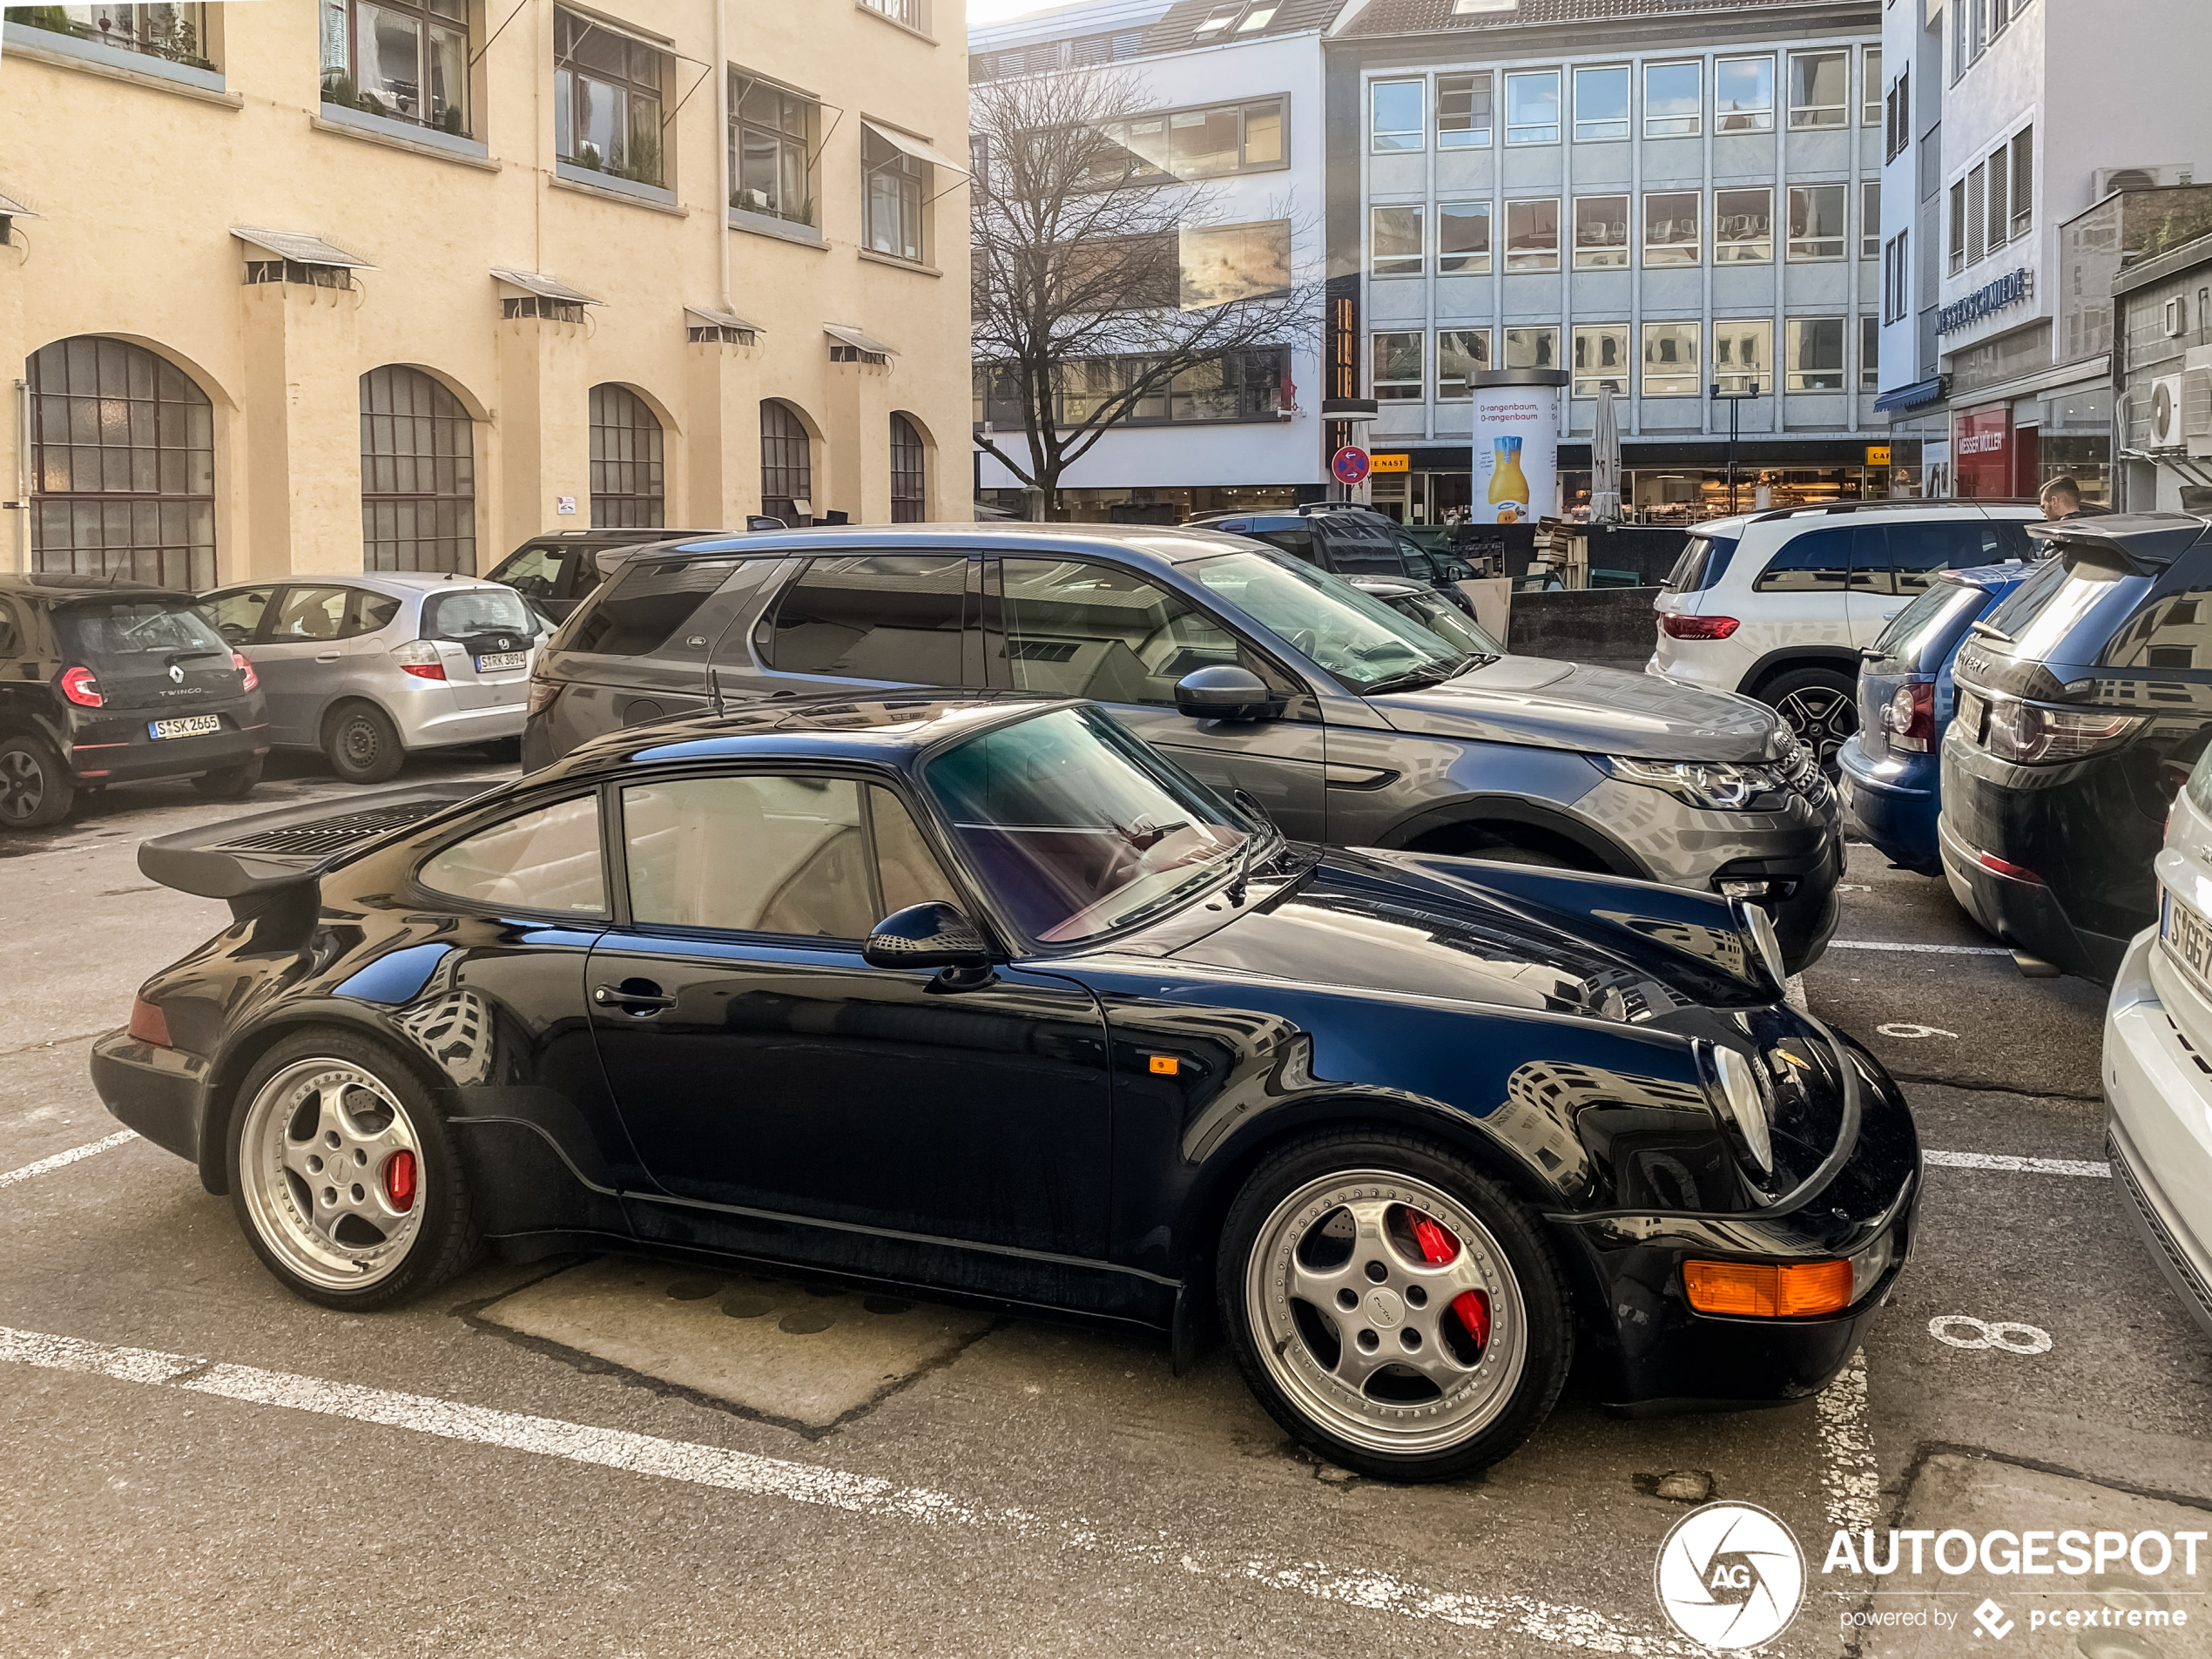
[1949,179,1967,274]
[1369,206,1424,278]
[496,546,566,604]
[1859,315,1881,392]
[1573,195,1629,270]
[1787,184,1847,260]
[1788,51,1848,128]
[320,0,469,134]
[2010,127,2033,239]
[1505,327,1558,371]
[207,587,277,646]
[1505,198,1560,273]
[20,3,211,69]
[1715,186,1773,263]
[1642,191,1700,267]
[1572,325,1630,398]
[1890,522,2019,596]
[1438,202,1491,273]
[766,554,968,684]
[732,75,815,225]
[1505,70,1560,145]
[1966,164,1987,265]
[890,413,927,523]
[1372,332,1424,401]
[864,125,929,262]
[270,586,352,642]
[1000,557,1244,705]
[1095,98,1288,182]
[1862,179,1881,260]
[760,399,813,523]
[565,557,741,657]
[1641,321,1702,397]
[1984,144,2009,252]
[1190,550,1466,691]
[1751,527,1853,592]
[622,776,950,938]
[553,7,665,184]
[1716,55,1774,133]
[588,384,664,529]
[1437,71,1491,147]
[1787,317,1846,390]
[1437,329,1492,401]
[420,796,606,915]
[354,592,404,635]
[1644,60,1701,138]
[1181,219,1291,307]
[925,705,1249,946]
[423,587,536,642]
[1371,79,1423,152]
[361,364,476,575]
[1712,319,1771,395]
[57,598,229,668]
[1573,65,1629,142]
[1862,47,1883,125]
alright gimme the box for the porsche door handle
[593,982,677,1013]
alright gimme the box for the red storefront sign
[1953,405,2013,498]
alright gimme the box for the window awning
[0,189,40,219]
[1873,376,1947,413]
[492,268,602,305]
[686,305,763,334]
[825,324,900,357]
[860,118,969,178]
[233,226,376,269]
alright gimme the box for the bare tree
[969,66,1319,517]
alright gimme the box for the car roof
[629,521,1272,568]
[0,573,195,603]
[199,572,519,600]
[1696,501,2046,539]
[503,529,724,550]
[1946,561,2037,589]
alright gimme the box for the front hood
[1371,657,1785,762]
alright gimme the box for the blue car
[1838,563,2033,873]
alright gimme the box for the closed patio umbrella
[1592,382,1622,523]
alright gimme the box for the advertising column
[1470,369,1567,525]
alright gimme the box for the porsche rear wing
[138,782,488,914]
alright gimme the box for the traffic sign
[1332,446,1371,486]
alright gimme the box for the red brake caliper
[1408,1211,1491,1352]
[382,1150,417,1212]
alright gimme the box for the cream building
[0,0,973,591]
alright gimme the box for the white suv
[1649,503,2040,765]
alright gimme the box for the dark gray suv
[523,524,1843,969]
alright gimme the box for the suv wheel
[1760,667,1858,772]
[324,703,405,785]
[0,736,75,829]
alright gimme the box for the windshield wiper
[1969,619,2014,644]
[1359,655,1477,695]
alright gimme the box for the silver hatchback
[200,574,544,783]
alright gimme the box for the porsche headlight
[1701,1041,1775,1175]
[1734,897,1789,993]
[1595,755,1790,812]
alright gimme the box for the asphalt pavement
[0,760,2206,1657]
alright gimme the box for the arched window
[889,413,926,523]
[29,336,215,590]
[589,384,665,528]
[760,399,813,524]
[361,365,476,573]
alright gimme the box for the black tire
[323,702,406,785]
[0,734,75,829]
[1468,844,1580,869]
[192,757,264,800]
[479,736,523,764]
[1217,1129,1573,1483]
[1758,666,1858,773]
[226,1026,479,1311]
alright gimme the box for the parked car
[1836,563,2034,874]
[1190,506,1478,613]
[0,575,267,829]
[1940,514,2212,981]
[94,691,1920,1482]
[200,573,545,786]
[484,526,722,624]
[1649,502,2041,767]
[1345,573,1509,657]
[521,524,1845,972]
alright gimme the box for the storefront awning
[1874,376,1947,414]
[233,226,376,269]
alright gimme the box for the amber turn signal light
[1683,1258,1852,1318]
[127,996,172,1049]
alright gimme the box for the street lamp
[1708,379,1761,516]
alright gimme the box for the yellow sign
[1371,453,1411,474]
[1865,445,1892,467]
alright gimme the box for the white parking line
[1825,941,2014,956]
[1817,1348,1879,1531]
[0,1130,138,1190]
[1924,1150,2110,1178]
[0,1322,1707,1655]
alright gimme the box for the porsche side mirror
[863,900,994,973]
[1175,664,1279,722]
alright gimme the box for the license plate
[149,715,221,740]
[475,651,528,673]
[1956,689,1986,745]
[2161,887,2212,995]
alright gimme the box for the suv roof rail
[1738,496,2049,528]
[1297,502,1382,517]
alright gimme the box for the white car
[2104,752,2212,1344]
[1648,503,2040,766]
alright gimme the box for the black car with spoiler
[92,693,1919,1482]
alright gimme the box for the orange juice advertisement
[1472,385,1560,526]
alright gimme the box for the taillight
[1983,695,2143,765]
[1884,681,1935,753]
[233,651,259,692]
[58,665,104,707]
[525,675,562,717]
[395,641,447,681]
[127,995,172,1048]
[1661,614,1741,641]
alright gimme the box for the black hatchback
[0,575,267,829]
[1939,515,2212,980]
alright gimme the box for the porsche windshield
[1188,550,1471,692]
[924,705,1252,945]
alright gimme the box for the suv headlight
[1733,897,1789,993]
[1595,755,1790,812]
[1699,1041,1775,1175]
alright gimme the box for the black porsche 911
[91,693,1919,1481]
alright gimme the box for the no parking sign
[1332,446,1371,486]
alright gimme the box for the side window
[1750,528,1852,593]
[999,558,1243,706]
[566,558,744,657]
[0,601,20,659]
[1890,521,2006,597]
[1397,537,1440,583]
[621,775,952,937]
[208,587,278,646]
[1318,521,1406,577]
[348,590,405,637]
[268,586,352,642]
[763,554,970,685]
[2102,590,2212,671]
[1845,525,1893,596]
[419,796,607,915]
[497,546,566,602]
[1246,528,1315,563]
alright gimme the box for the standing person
[2040,476,2084,519]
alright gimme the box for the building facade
[1327,0,1886,527]
[1,0,974,590]
[2114,230,2212,514]
[1874,0,2209,505]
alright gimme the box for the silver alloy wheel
[1245,1170,1527,1457]
[0,749,47,823]
[238,1058,426,1291]
[1775,685,1857,770]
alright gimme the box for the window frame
[1642,190,1700,268]
[1094,95,1290,184]
[2009,127,2033,241]
[1640,320,1703,398]
[863,124,931,264]
[1715,54,1775,134]
[1859,314,1881,392]
[1370,204,1426,278]
[1436,328,1493,401]
[1861,179,1881,261]
[320,0,471,136]
[1714,185,1774,264]
[1504,69,1561,146]
[1571,323,1631,400]
[1949,178,1967,274]
[1786,49,1848,130]
[1861,46,1883,127]
[1711,318,1771,396]
[1503,196,1561,273]
[1436,71,1492,148]
[1371,78,1424,153]
[1786,183,1848,262]
[1572,64,1629,143]
[1786,316,1848,392]
[1372,331,1425,401]
[1437,200,1493,274]
[731,71,818,226]
[587,383,665,530]
[762,551,975,685]
[1504,326,1560,372]
[361,364,477,576]
[1642,59,1702,138]
[1572,194,1629,271]
[412,787,614,923]
[552,7,667,185]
